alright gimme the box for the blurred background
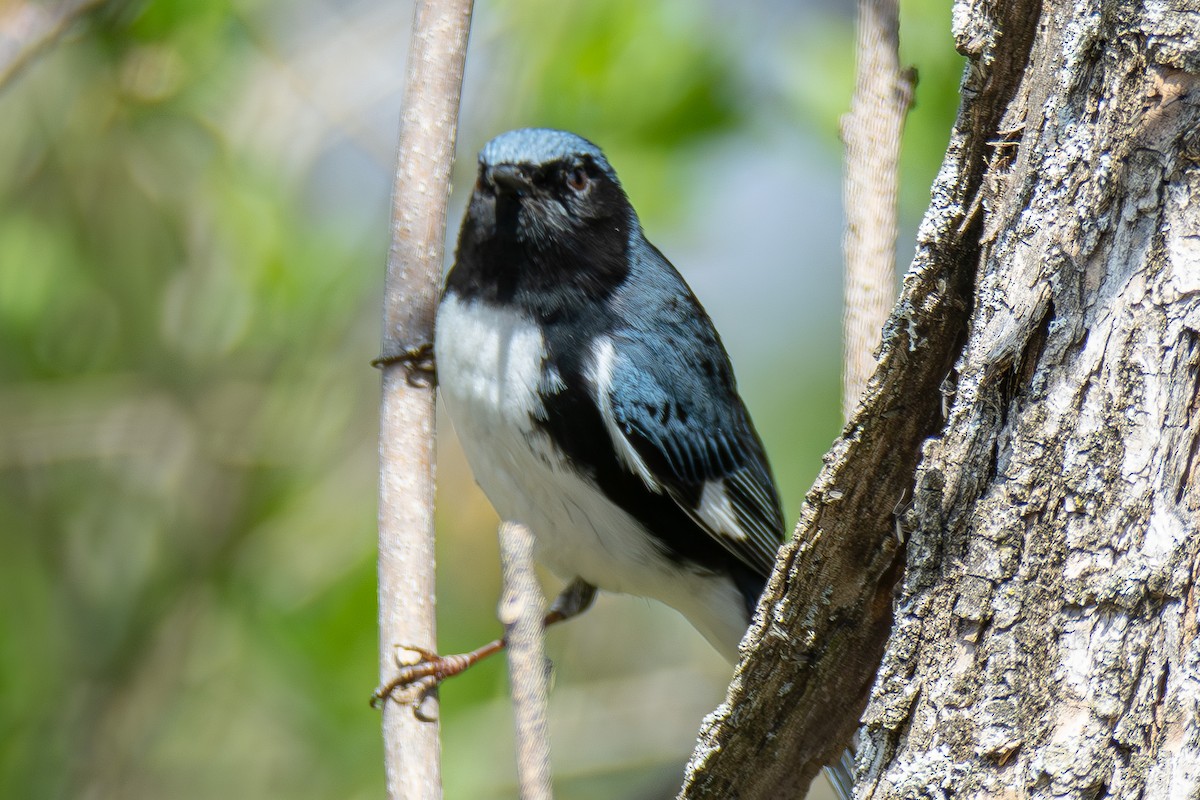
[0,0,961,797]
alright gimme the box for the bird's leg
[372,342,436,387]
[543,576,597,625]
[371,578,596,708]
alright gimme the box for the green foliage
[499,0,740,144]
[1,3,385,797]
[480,0,747,220]
[779,0,964,215]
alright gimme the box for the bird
[431,127,786,665]
[377,127,856,800]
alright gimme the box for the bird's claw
[370,644,461,709]
[372,342,436,388]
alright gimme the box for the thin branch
[496,522,553,800]
[0,0,106,91]
[841,0,914,420]
[828,2,912,792]
[376,1,473,799]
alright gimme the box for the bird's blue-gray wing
[592,334,785,578]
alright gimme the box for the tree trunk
[680,2,1199,798]
[859,1,1200,797]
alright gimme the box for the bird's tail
[822,741,858,800]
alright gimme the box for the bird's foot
[371,640,503,709]
[372,342,436,387]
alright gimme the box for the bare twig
[0,0,107,91]
[497,522,553,800]
[826,3,913,793]
[840,0,914,420]
[376,1,473,799]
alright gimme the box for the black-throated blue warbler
[432,127,785,667]
[378,127,855,800]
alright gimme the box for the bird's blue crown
[479,128,618,182]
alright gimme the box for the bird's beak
[488,164,533,196]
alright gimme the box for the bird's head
[453,129,638,305]
[470,128,632,246]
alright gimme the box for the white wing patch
[695,479,748,541]
[589,336,661,492]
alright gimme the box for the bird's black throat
[445,177,634,318]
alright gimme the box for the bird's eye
[566,165,589,192]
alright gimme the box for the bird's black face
[469,154,627,249]
[451,149,634,311]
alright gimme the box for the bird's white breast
[435,294,749,660]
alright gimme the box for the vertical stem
[377,2,473,799]
[497,522,553,800]
[832,0,912,795]
[841,0,913,421]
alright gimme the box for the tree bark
[859,1,1200,796]
[681,1,1200,798]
